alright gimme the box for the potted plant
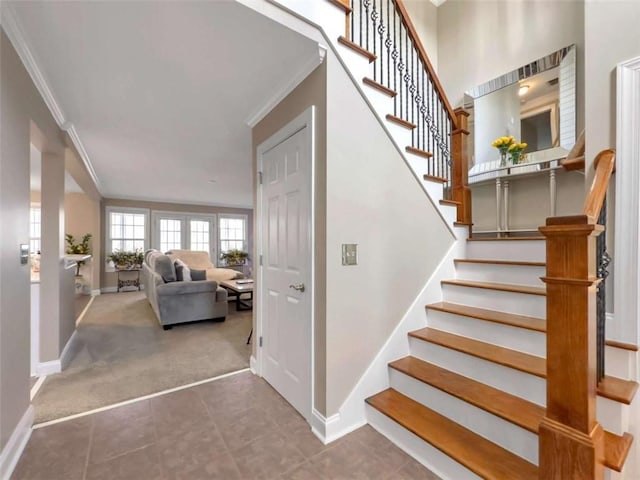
[108,249,144,270]
[65,233,92,276]
[220,249,249,266]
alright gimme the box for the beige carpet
[33,291,252,423]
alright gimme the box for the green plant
[108,249,144,270]
[220,249,249,266]
[65,233,92,276]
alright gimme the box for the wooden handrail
[583,149,616,222]
[392,0,458,128]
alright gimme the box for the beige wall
[0,29,64,450]
[65,192,101,291]
[100,198,253,289]
[403,0,438,70]
[252,61,327,414]
[437,0,585,140]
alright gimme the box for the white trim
[0,6,102,194]
[30,376,47,401]
[310,409,363,445]
[33,368,251,429]
[59,330,78,370]
[245,45,326,127]
[0,406,33,480]
[35,359,61,376]
[76,295,95,325]
[100,287,118,294]
[104,206,151,264]
[256,106,316,424]
[250,355,258,374]
[91,289,101,296]
[613,55,640,346]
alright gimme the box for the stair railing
[344,0,471,224]
[538,149,615,479]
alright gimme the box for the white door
[260,122,312,421]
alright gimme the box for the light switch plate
[342,244,357,266]
[20,244,29,265]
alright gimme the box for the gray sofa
[142,250,228,329]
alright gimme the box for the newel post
[538,215,605,480]
[451,108,471,225]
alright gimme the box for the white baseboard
[30,376,47,401]
[250,355,257,375]
[316,239,465,444]
[101,286,144,294]
[35,360,60,376]
[0,405,33,480]
[91,289,101,296]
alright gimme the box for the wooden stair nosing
[426,301,546,333]
[454,221,473,227]
[389,357,633,472]
[439,199,461,207]
[441,279,547,296]
[454,258,546,268]
[385,114,416,130]
[366,389,539,480]
[409,328,547,378]
[597,375,639,405]
[467,236,545,242]
[605,339,639,352]
[405,146,433,158]
[337,36,376,62]
[362,77,396,97]
[327,0,352,13]
[423,174,447,184]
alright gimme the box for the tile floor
[13,371,441,480]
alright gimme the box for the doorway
[257,106,315,423]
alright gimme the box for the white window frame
[105,206,150,265]
[218,213,248,266]
[150,211,216,259]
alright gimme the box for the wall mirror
[463,45,576,169]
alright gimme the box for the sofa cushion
[154,255,177,283]
[190,269,207,281]
[175,259,192,281]
[166,249,214,270]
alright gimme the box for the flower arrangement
[108,249,144,270]
[508,142,528,164]
[492,136,515,156]
[65,233,92,276]
[220,249,249,266]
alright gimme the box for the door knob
[289,283,305,292]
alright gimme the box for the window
[151,212,215,257]
[106,207,149,260]
[159,218,182,253]
[30,206,41,254]
[219,214,248,264]
[190,219,210,252]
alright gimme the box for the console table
[116,268,141,292]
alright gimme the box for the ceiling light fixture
[208,179,217,184]
[518,85,530,96]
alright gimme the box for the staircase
[366,236,637,479]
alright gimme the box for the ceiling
[7,1,321,208]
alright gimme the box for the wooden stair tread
[468,236,545,242]
[439,199,461,207]
[604,431,634,472]
[362,77,396,97]
[337,36,376,62]
[389,357,632,471]
[442,279,546,296]
[390,357,543,433]
[423,174,447,184]
[426,301,546,332]
[561,154,585,171]
[597,375,639,404]
[454,258,545,267]
[605,339,639,351]
[405,146,433,158]
[385,114,416,130]
[366,389,538,480]
[409,328,546,377]
[454,221,472,226]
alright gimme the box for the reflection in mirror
[464,45,576,168]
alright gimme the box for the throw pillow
[190,269,206,281]
[155,255,177,283]
[175,259,192,282]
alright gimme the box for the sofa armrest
[156,280,219,296]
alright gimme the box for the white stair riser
[410,337,546,406]
[366,405,482,480]
[362,83,396,127]
[439,203,457,226]
[605,346,637,379]
[389,369,539,464]
[421,178,445,204]
[335,45,372,86]
[382,121,412,153]
[597,396,631,435]
[426,310,546,357]
[455,262,545,287]
[442,284,546,318]
[467,240,546,262]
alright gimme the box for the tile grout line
[33,367,251,429]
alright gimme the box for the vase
[500,152,508,167]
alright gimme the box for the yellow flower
[520,142,527,149]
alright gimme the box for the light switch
[20,244,29,265]
[342,244,357,266]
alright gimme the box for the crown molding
[245,44,327,127]
[1,5,103,194]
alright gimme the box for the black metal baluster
[371,0,377,81]
[404,28,409,122]
[392,4,398,116]
[596,198,610,383]
[385,0,390,88]
[364,0,370,52]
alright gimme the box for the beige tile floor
[13,371,441,480]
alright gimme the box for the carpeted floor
[33,291,252,423]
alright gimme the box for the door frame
[255,105,316,423]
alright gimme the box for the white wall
[325,53,454,415]
[403,0,438,71]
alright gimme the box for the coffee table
[220,279,254,311]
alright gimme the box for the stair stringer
[312,235,466,444]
